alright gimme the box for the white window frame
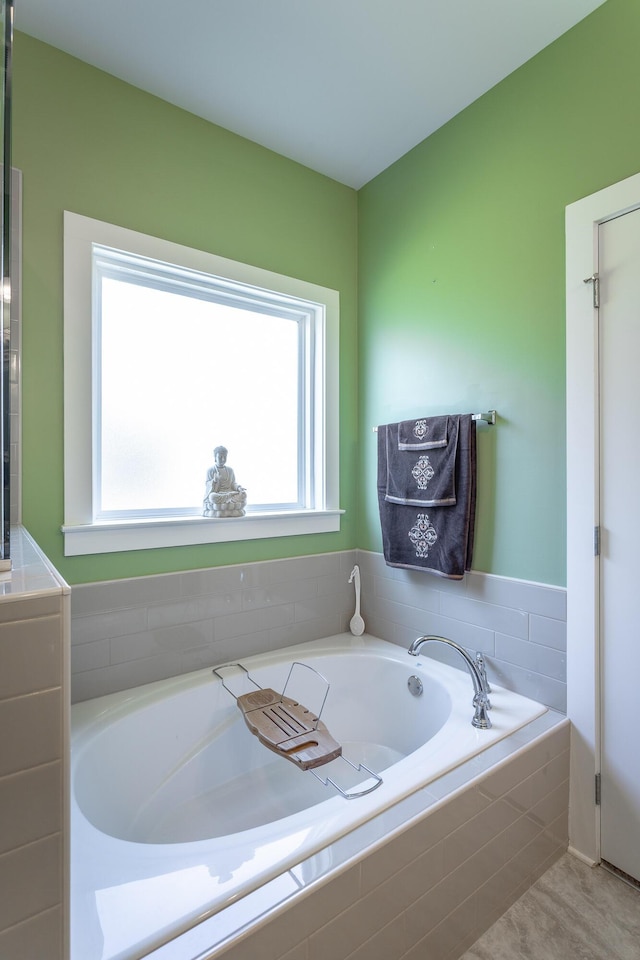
[63,212,341,556]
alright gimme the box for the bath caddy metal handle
[213,661,384,795]
[214,660,330,728]
[310,757,383,799]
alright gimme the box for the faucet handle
[472,691,492,729]
[475,652,491,701]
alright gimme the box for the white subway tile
[286,864,361,940]
[268,615,344,650]
[0,763,62,855]
[443,796,522,874]
[505,750,570,814]
[440,592,529,639]
[178,644,222,673]
[308,868,406,960]
[294,593,351,623]
[339,550,358,576]
[359,827,443,898]
[71,576,172,616]
[366,595,423,633]
[209,630,274,667]
[350,550,384,580]
[145,873,300,960]
[495,633,566,681]
[0,834,61,930]
[0,594,62,624]
[0,616,61,699]
[489,659,566,712]
[529,778,570,831]
[530,613,567,651]
[242,579,317,610]
[0,689,62,777]
[179,565,246,597]
[147,593,241,629]
[410,881,478,957]
[373,574,441,614]
[268,553,342,585]
[214,604,295,641]
[71,652,183,702]
[361,613,397,645]
[514,825,563,884]
[479,727,569,802]
[317,573,350,599]
[419,786,492,836]
[345,915,406,960]
[70,637,110,674]
[67,551,567,713]
[509,711,568,748]
[71,606,148,644]
[464,571,566,621]
[110,619,214,664]
[381,838,446,904]
[0,904,63,960]
[399,611,495,656]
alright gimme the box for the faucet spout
[408,635,491,729]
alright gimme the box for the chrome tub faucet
[408,635,492,730]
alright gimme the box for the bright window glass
[97,271,303,517]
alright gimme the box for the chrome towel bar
[373,410,496,432]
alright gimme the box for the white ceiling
[15,0,606,189]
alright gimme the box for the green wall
[358,0,640,587]
[13,0,640,589]
[13,33,358,584]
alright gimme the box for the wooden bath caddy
[236,687,342,770]
[213,661,384,798]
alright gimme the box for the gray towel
[397,415,448,450]
[377,414,476,580]
[384,417,459,506]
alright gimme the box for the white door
[599,206,640,883]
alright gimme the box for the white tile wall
[357,551,567,712]
[70,551,358,702]
[70,550,567,712]
[0,527,70,960]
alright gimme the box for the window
[63,212,340,556]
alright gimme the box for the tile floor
[461,853,640,960]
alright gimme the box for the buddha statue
[202,446,247,518]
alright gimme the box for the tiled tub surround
[70,551,359,702]
[357,551,567,713]
[0,527,70,960]
[71,634,548,960]
[145,712,569,960]
[70,550,566,711]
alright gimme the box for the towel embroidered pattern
[408,514,438,558]
[413,419,428,441]
[411,455,435,490]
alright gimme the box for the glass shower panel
[0,0,12,568]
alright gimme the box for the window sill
[61,510,344,557]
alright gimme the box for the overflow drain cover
[407,675,424,697]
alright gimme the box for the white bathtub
[71,634,547,960]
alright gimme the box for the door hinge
[583,273,600,308]
[595,773,602,805]
[594,525,601,556]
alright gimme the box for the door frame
[566,169,640,864]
